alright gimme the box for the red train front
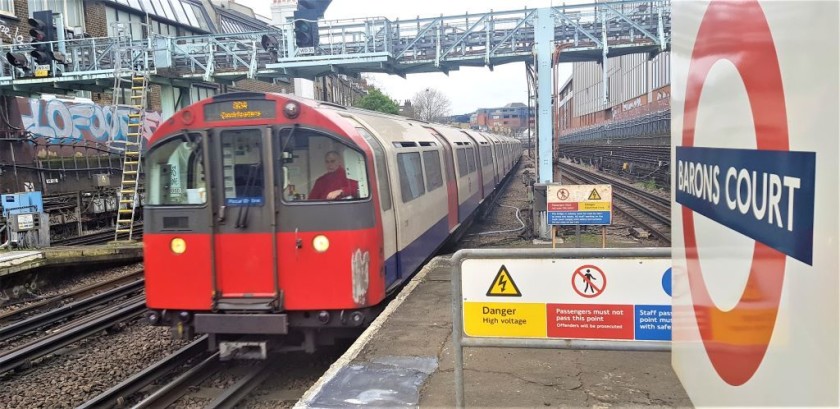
[143,92,386,356]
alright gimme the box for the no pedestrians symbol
[572,265,606,298]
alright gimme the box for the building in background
[470,103,534,136]
[556,51,671,146]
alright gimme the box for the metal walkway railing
[0,1,669,92]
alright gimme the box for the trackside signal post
[452,248,672,408]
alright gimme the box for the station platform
[0,243,143,278]
[296,252,692,408]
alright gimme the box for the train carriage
[143,92,520,355]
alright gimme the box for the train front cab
[143,94,387,354]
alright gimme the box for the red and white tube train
[142,91,521,356]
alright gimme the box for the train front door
[209,127,280,310]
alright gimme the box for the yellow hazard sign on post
[587,188,602,201]
[486,265,522,296]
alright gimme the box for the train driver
[308,150,359,200]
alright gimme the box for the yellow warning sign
[486,265,522,297]
[464,302,547,338]
[579,201,610,211]
[587,188,602,201]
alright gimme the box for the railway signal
[29,10,55,77]
[293,9,319,50]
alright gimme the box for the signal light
[261,34,279,52]
[293,9,319,49]
[30,50,52,65]
[28,11,56,77]
[6,53,29,68]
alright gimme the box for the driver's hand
[326,189,343,200]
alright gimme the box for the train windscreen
[146,133,206,206]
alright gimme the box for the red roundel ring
[681,0,788,386]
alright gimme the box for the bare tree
[411,88,452,123]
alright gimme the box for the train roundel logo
[680,0,792,386]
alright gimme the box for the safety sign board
[462,258,671,341]
[546,184,612,225]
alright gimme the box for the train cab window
[278,129,370,202]
[397,152,425,202]
[146,133,206,206]
[220,129,264,206]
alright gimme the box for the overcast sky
[236,0,576,114]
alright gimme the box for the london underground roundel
[677,0,816,387]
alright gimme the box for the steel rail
[76,335,209,409]
[0,296,146,375]
[205,358,277,409]
[561,163,670,209]
[130,351,224,409]
[0,270,143,324]
[0,279,144,342]
[562,170,671,244]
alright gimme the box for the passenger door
[209,127,280,310]
[349,120,400,287]
[425,127,459,232]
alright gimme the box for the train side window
[466,147,477,173]
[356,127,391,211]
[456,148,468,177]
[220,129,264,206]
[422,150,443,191]
[146,133,206,206]
[397,152,425,203]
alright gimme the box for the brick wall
[83,0,108,38]
[230,79,295,95]
[0,1,29,45]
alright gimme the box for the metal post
[535,8,553,184]
[601,7,609,106]
[452,255,466,408]
[76,191,82,236]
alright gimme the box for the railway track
[80,335,278,409]
[52,223,144,246]
[0,270,144,325]
[0,295,146,375]
[560,163,671,244]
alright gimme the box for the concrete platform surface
[297,255,692,408]
[0,243,143,278]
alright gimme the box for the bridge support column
[535,7,554,240]
[536,7,554,185]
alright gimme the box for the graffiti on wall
[0,22,24,44]
[17,97,162,146]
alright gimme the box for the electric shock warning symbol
[572,265,606,298]
[486,265,522,297]
[587,188,602,201]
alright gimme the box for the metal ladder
[112,24,150,242]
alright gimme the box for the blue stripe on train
[484,180,495,197]
[383,216,449,289]
[458,192,480,223]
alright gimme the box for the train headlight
[312,235,329,253]
[170,238,187,254]
[283,101,300,119]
